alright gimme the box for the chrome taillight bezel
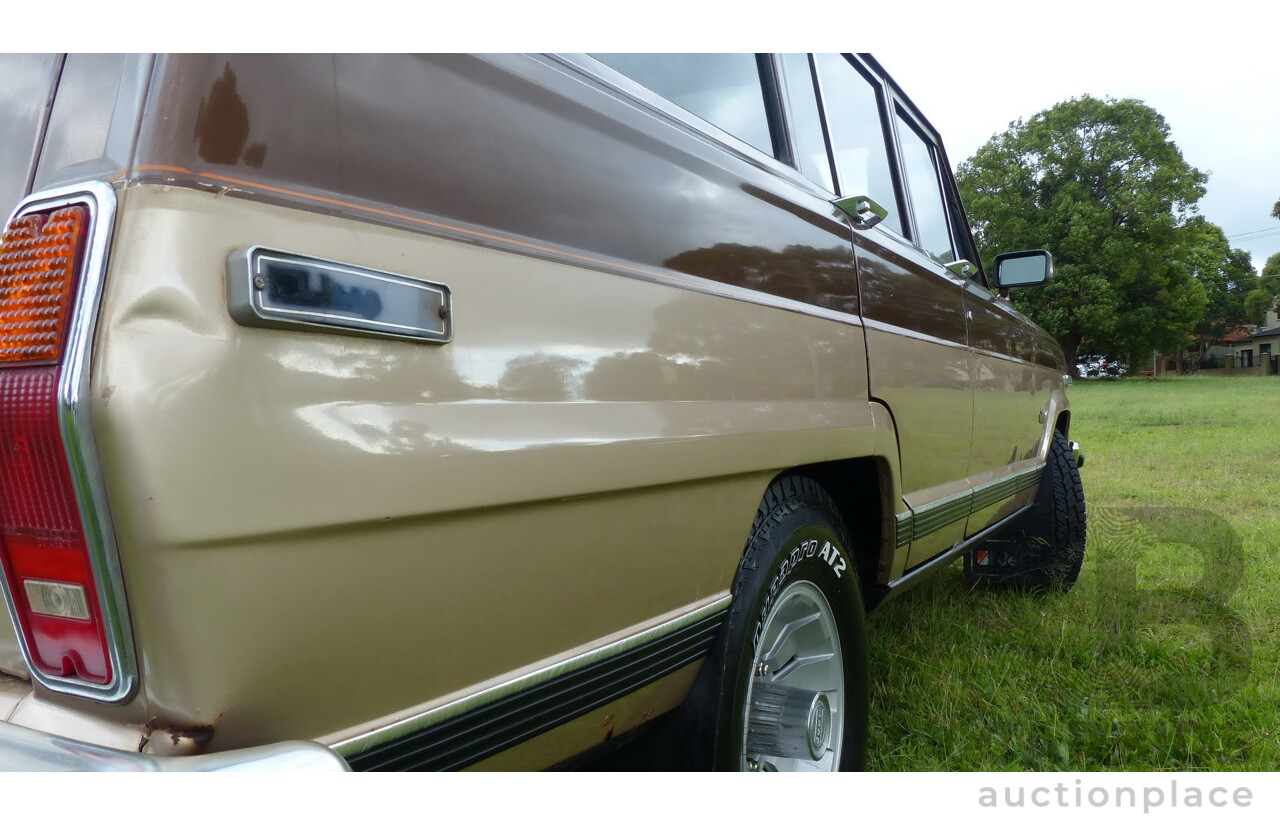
[0,180,137,703]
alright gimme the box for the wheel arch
[774,456,893,611]
[1055,410,1071,438]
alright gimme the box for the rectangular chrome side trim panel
[894,511,912,548]
[226,246,454,344]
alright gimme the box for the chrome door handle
[946,259,978,279]
[834,194,888,229]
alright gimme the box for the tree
[1264,251,1280,280]
[957,96,1211,366]
[1245,288,1273,326]
[1245,252,1280,326]
[1272,199,1279,220]
[1180,217,1253,343]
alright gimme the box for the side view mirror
[994,249,1053,289]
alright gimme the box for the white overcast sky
[31,0,1280,273]
[872,17,1280,274]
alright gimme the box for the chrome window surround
[0,180,138,703]
[549,54,816,195]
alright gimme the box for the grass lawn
[865,375,1280,770]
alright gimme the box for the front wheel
[691,475,868,771]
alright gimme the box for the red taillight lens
[0,203,112,685]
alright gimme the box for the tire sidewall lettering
[752,533,849,653]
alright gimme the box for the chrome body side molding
[869,503,1036,610]
[336,597,731,771]
[892,462,1044,555]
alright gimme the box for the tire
[688,475,868,771]
[966,430,1086,591]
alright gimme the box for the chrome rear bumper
[0,719,349,771]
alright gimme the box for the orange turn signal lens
[0,206,87,366]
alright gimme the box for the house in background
[1227,308,1280,374]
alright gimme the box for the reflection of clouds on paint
[271,347,396,381]
[296,399,668,456]
[296,402,453,455]
[462,345,647,390]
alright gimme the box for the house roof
[1234,326,1280,344]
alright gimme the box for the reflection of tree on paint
[497,354,586,402]
[584,250,858,420]
[665,242,857,316]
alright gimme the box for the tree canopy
[1182,218,1255,340]
[1264,252,1280,279]
[956,96,1237,366]
[1245,252,1280,325]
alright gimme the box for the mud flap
[963,537,1049,581]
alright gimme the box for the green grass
[865,375,1280,771]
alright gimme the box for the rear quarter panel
[87,53,886,751]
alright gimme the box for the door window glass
[896,111,955,262]
[592,54,774,155]
[812,53,901,235]
[779,53,834,192]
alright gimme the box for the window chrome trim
[0,180,138,703]
[544,54,836,204]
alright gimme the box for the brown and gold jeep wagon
[0,53,1084,771]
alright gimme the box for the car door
[963,276,1055,536]
[885,83,1053,540]
[809,54,974,572]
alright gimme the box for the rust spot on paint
[168,723,215,748]
[139,717,218,755]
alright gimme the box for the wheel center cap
[807,692,831,759]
